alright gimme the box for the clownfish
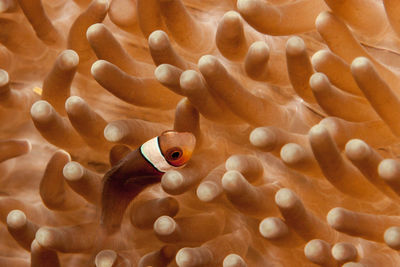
[101,131,196,234]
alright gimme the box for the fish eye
[171,151,181,159]
[165,147,183,161]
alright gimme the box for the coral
[2,0,400,266]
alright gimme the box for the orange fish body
[101,131,196,233]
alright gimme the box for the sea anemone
[2,0,400,266]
